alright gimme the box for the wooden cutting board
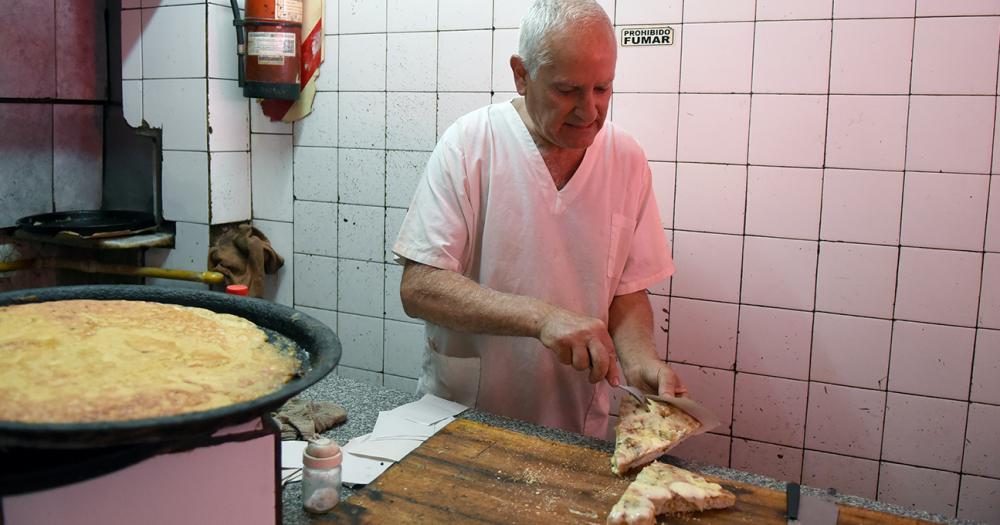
[318,419,934,524]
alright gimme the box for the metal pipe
[0,258,225,285]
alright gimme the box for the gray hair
[517,0,614,77]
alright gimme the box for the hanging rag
[207,223,284,297]
[272,397,347,441]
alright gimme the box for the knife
[786,482,800,523]
[787,482,840,525]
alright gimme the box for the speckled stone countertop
[281,375,974,525]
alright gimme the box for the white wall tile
[384,207,406,262]
[901,171,990,251]
[958,475,1000,523]
[145,222,210,290]
[121,9,143,80]
[676,94,749,164]
[882,392,967,471]
[963,404,1000,479]
[906,96,995,175]
[756,0,833,20]
[252,219,293,306]
[208,151,251,224]
[745,166,822,240]
[294,200,338,256]
[748,94,827,168]
[384,374,418,393]
[340,0,386,34]
[815,242,898,318]
[439,0,492,30]
[337,312,384,370]
[315,35,339,92]
[53,105,102,213]
[387,0,437,32]
[207,3,237,80]
[386,92,437,151]
[141,5,206,79]
[387,32,437,92]
[616,25,682,93]
[384,263,408,321]
[337,366,384,386]
[834,0,915,18]
[650,162,675,230]
[811,313,892,390]
[208,79,249,152]
[878,462,960,518]
[741,236,818,310]
[251,133,294,221]
[293,146,338,202]
[752,20,831,94]
[616,0,682,24]
[830,19,914,95]
[294,91,338,147]
[803,450,879,500]
[981,253,1000,329]
[613,93,679,161]
[736,306,812,380]
[972,328,1000,404]
[669,363,734,432]
[492,29,519,93]
[732,373,808,447]
[339,92,386,149]
[826,95,908,171]
[821,169,903,245]
[670,231,743,303]
[684,0,755,22]
[251,101,293,134]
[896,247,982,327]
[437,30,493,92]
[889,321,975,400]
[293,253,337,310]
[731,438,803,483]
[143,79,208,151]
[162,151,209,223]
[493,0,532,28]
[384,319,423,377]
[679,22,752,94]
[122,80,143,127]
[665,297,738,369]
[339,204,384,262]
[339,148,386,206]
[437,92,491,138]
[387,150,431,208]
[338,259,384,317]
[911,17,1000,95]
[339,34,387,91]
[674,163,746,235]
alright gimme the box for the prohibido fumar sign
[620,25,674,46]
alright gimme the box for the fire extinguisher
[231,0,302,101]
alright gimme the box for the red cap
[226,284,249,296]
[304,436,343,469]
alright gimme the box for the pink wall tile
[0,0,55,98]
[834,0,915,19]
[736,305,812,380]
[56,0,106,99]
[878,462,960,518]
[749,95,827,168]
[805,382,885,459]
[802,450,879,500]
[811,313,892,390]
[816,243,898,318]
[731,438,803,483]
[650,162,675,230]
[674,163,746,234]
[649,293,669,358]
[995,106,1000,174]
[896,248,983,327]
[889,321,975,400]
[958,475,1000,523]
[820,169,903,245]
[733,373,808,447]
[980,254,1000,329]
[825,95,908,170]
[753,21,832,94]
[882,392,967,471]
[676,94,750,164]
[680,22,754,93]
[756,0,832,20]
[666,298,738,370]
[670,363,734,433]
[615,0,682,24]
[901,172,990,251]
[684,0,755,22]
[992,176,1000,250]
[667,431,731,467]
[962,403,1000,478]
[741,237,818,310]
[746,166,822,240]
[972,329,1000,404]
[917,0,1000,17]
[53,105,102,212]
[831,19,913,95]
[912,17,1000,95]
[906,96,996,175]
[671,231,744,303]
[615,25,681,93]
[612,93,678,161]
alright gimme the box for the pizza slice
[610,395,700,475]
[606,462,737,525]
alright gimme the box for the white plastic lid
[303,436,342,469]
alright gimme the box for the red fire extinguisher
[231,0,302,101]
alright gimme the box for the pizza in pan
[607,462,737,525]
[610,394,701,475]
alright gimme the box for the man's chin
[557,126,600,149]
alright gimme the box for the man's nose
[575,90,599,122]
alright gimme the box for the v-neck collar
[502,100,599,213]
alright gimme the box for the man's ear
[510,55,529,96]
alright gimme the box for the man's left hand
[624,358,688,398]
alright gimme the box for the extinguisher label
[248,32,297,61]
[275,0,303,22]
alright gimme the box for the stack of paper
[280,394,467,487]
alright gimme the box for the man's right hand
[538,308,621,386]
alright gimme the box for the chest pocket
[607,213,637,278]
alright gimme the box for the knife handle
[786,482,800,520]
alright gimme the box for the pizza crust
[611,396,701,475]
[607,462,736,525]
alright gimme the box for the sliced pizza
[610,395,700,475]
[606,462,737,525]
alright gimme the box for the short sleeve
[615,161,675,295]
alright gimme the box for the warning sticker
[275,0,303,22]
[248,32,297,57]
[620,25,674,46]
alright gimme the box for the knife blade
[786,482,800,524]
[787,482,839,525]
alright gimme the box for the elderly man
[392,0,684,439]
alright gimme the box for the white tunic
[392,102,674,438]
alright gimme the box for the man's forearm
[607,290,659,370]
